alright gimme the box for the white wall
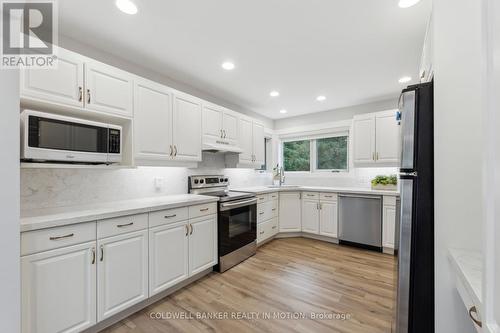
[0,70,20,331]
[274,98,398,131]
[433,0,484,332]
[58,35,274,129]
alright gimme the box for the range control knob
[199,179,204,184]
[194,179,199,184]
[224,178,229,182]
[220,178,224,183]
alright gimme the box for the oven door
[218,198,257,257]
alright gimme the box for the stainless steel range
[188,175,257,272]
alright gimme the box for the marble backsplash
[21,152,398,210]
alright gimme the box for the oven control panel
[189,175,229,189]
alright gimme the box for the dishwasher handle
[338,194,382,200]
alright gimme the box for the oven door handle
[220,198,258,211]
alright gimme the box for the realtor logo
[1,0,58,68]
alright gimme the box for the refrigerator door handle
[396,177,414,333]
[400,90,416,171]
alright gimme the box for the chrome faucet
[273,165,285,186]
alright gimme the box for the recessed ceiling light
[115,0,138,14]
[270,91,280,97]
[398,0,421,8]
[316,95,326,102]
[280,109,287,114]
[399,76,412,83]
[221,62,235,70]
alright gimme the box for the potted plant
[371,175,398,191]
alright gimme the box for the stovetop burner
[188,175,255,202]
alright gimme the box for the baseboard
[383,246,395,255]
[82,268,214,333]
[275,232,339,244]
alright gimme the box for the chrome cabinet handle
[91,247,96,265]
[87,89,91,104]
[78,87,83,102]
[185,224,189,236]
[169,145,173,157]
[272,208,276,211]
[220,129,223,138]
[117,222,133,228]
[200,208,209,212]
[259,212,264,215]
[100,245,104,262]
[164,214,177,219]
[174,145,178,157]
[468,306,482,327]
[372,152,376,161]
[259,231,264,235]
[189,224,193,235]
[376,152,379,161]
[272,226,277,229]
[223,130,227,138]
[306,194,315,197]
[49,233,74,241]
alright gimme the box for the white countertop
[231,185,400,196]
[448,248,482,306]
[20,194,219,232]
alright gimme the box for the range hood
[202,142,243,154]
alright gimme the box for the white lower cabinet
[21,242,97,333]
[257,217,278,243]
[279,192,302,232]
[149,221,189,296]
[188,215,218,275]
[301,199,320,234]
[97,230,149,321]
[382,196,397,249]
[319,201,338,238]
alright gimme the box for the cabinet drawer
[98,213,148,239]
[189,203,217,219]
[269,192,279,201]
[320,193,338,201]
[21,222,96,256]
[269,217,278,236]
[257,194,269,203]
[302,192,319,200]
[149,207,189,228]
[383,195,397,206]
[257,218,278,244]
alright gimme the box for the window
[258,138,271,171]
[283,140,310,171]
[316,136,348,171]
[282,134,348,173]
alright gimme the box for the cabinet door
[382,205,396,248]
[134,78,173,162]
[238,117,254,165]
[21,242,96,333]
[375,111,401,164]
[202,104,223,141]
[222,109,239,146]
[301,200,320,234]
[149,222,189,296]
[253,121,266,167]
[188,215,217,276]
[353,115,376,164]
[97,230,148,321]
[85,61,133,117]
[21,47,84,108]
[172,93,202,161]
[320,201,338,238]
[279,192,302,232]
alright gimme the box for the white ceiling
[58,0,431,119]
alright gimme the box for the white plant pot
[371,184,398,191]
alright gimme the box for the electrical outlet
[154,177,164,191]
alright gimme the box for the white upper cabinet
[222,109,239,146]
[97,230,148,321]
[353,110,400,167]
[21,47,85,108]
[353,114,376,164]
[134,78,173,162]
[375,111,401,164]
[84,60,134,117]
[172,92,202,162]
[202,103,224,142]
[238,117,254,165]
[21,242,96,333]
[253,121,265,167]
[419,14,433,83]
[188,215,217,276]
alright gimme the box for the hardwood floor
[102,238,397,333]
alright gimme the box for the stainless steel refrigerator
[395,81,434,333]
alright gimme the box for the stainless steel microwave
[21,110,122,164]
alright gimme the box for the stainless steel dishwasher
[338,194,382,251]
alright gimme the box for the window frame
[281,132,349,174]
